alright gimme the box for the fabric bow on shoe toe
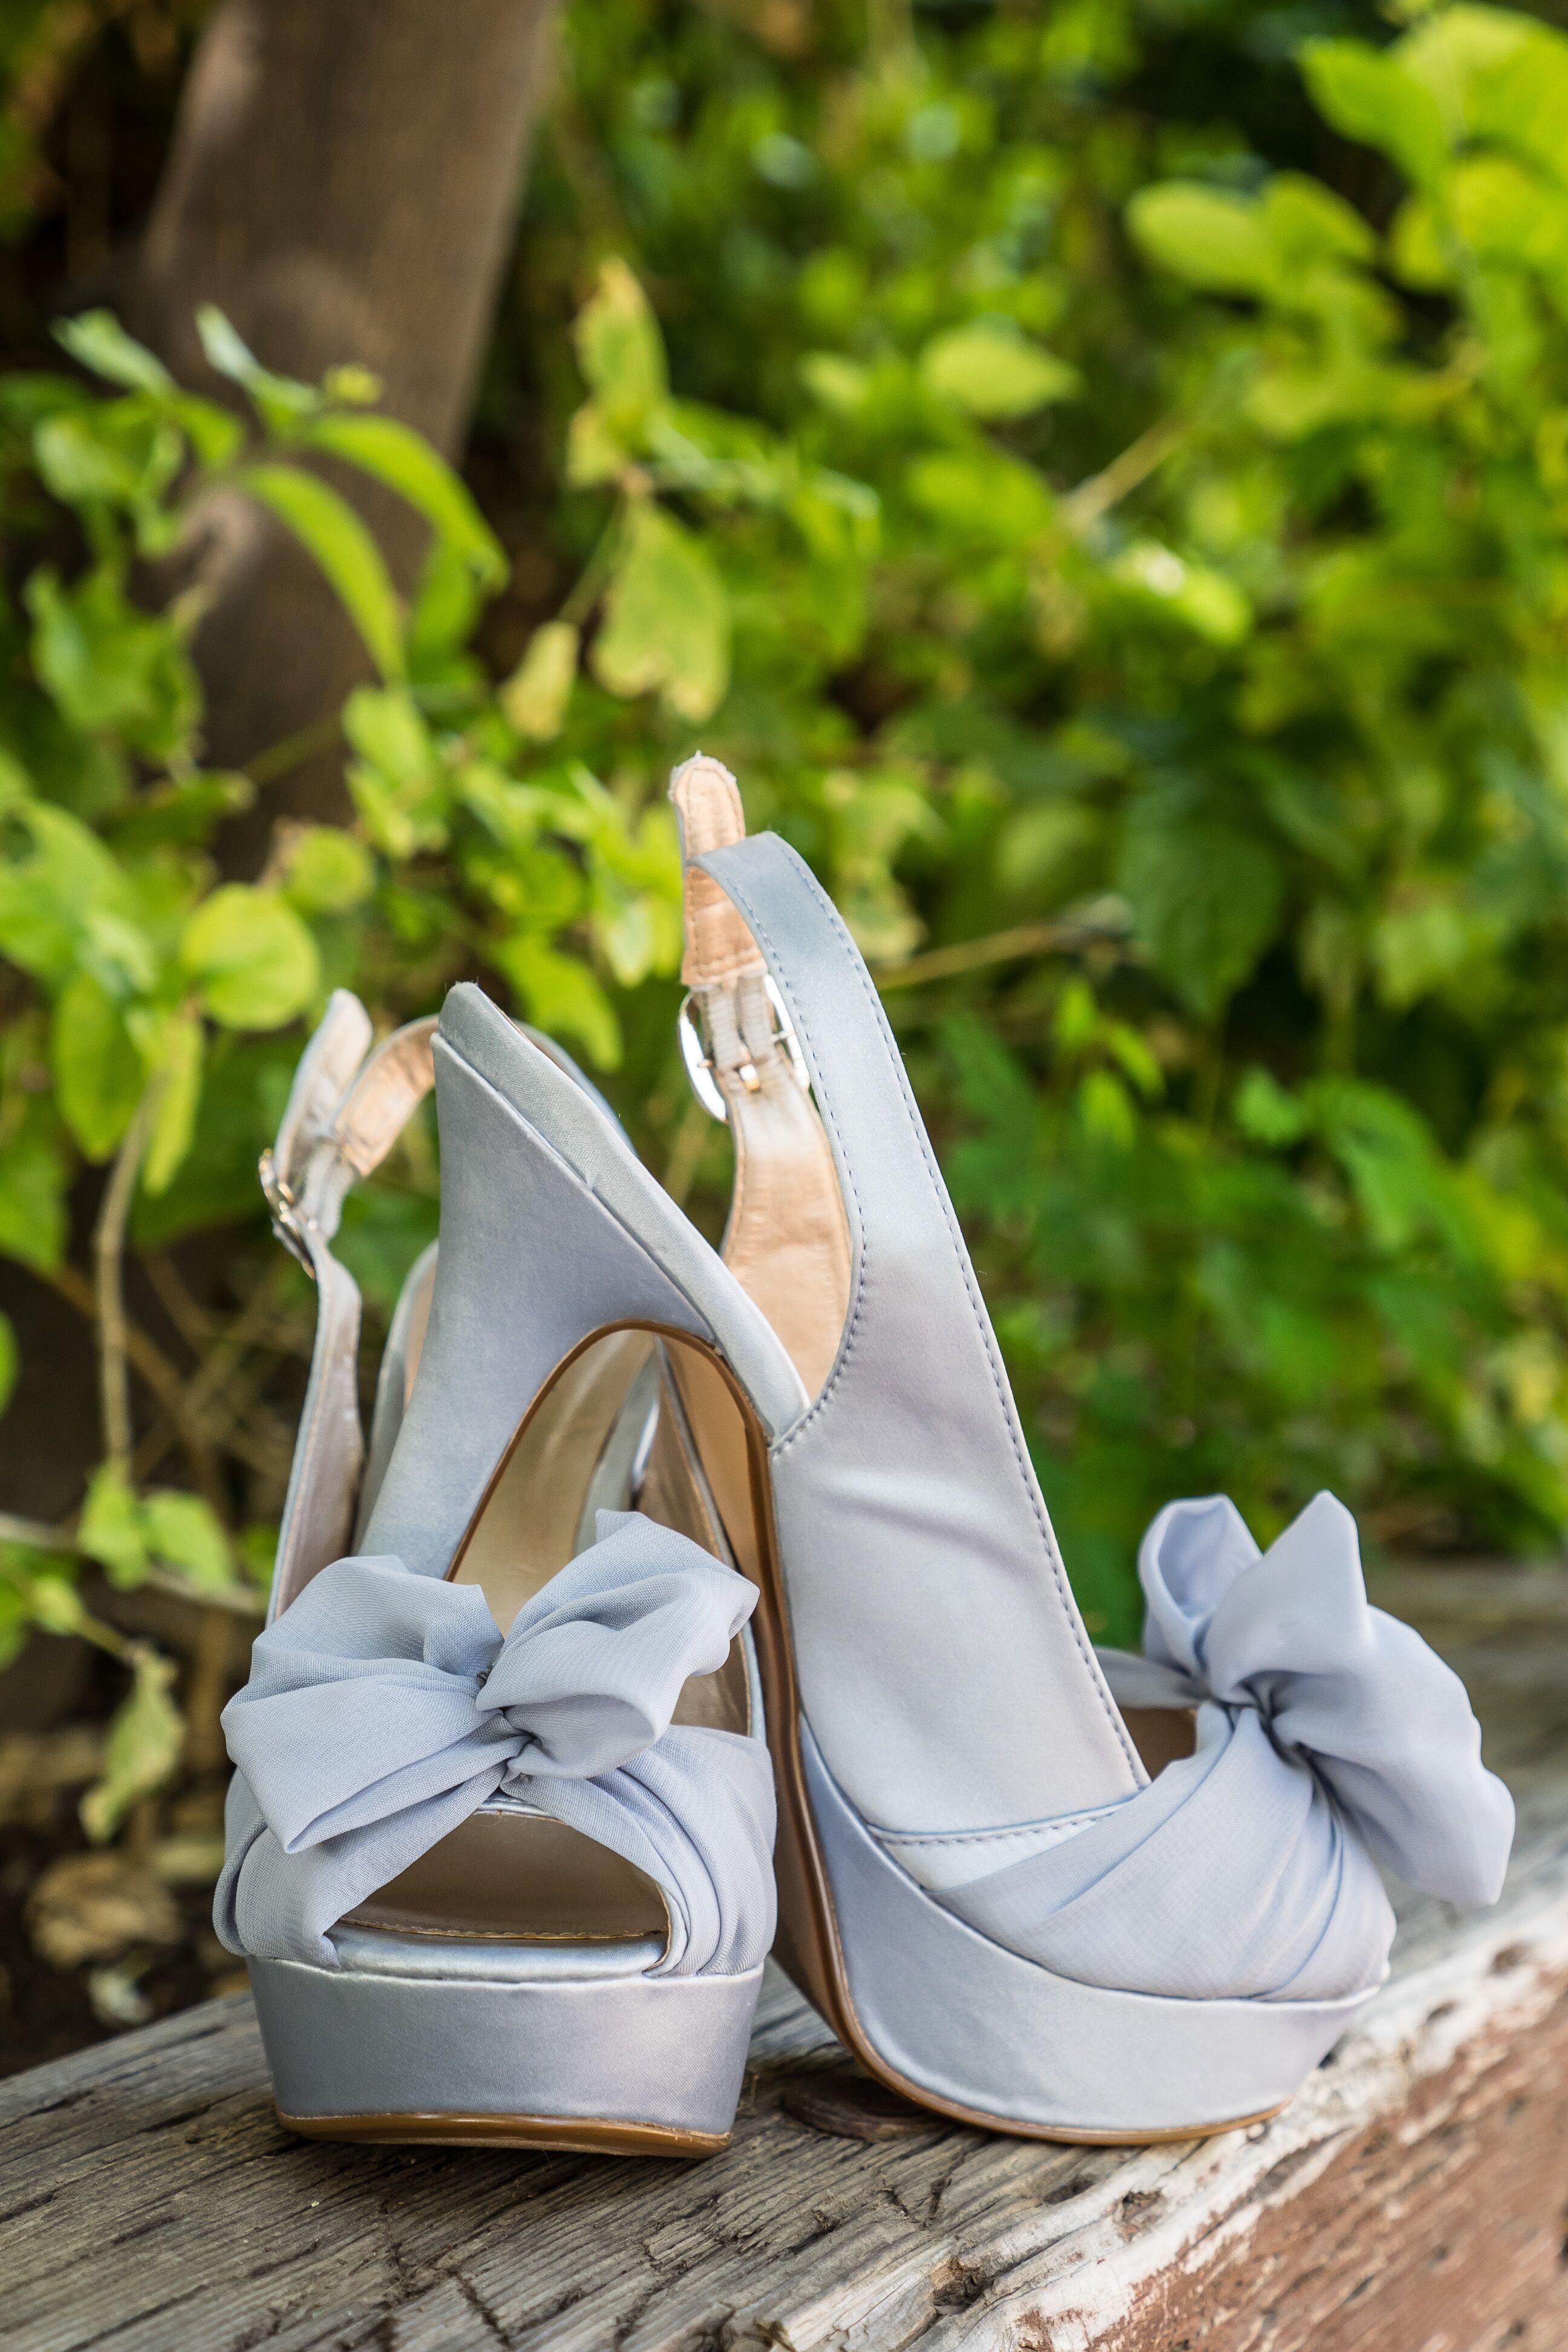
[936,1491,1514,2003]
[214,1511,776,1976]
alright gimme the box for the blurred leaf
[53,310,172,393]
[239,465,405,679]
[301,413,506,584]
[920,324,1080,417]
[141,1491,234,1592]
[0,802,119,982]
[1299,39,1449,188]
[195,306,318,428]
[1235,1068,1308,1147]
[25,1573,86,1637]
[280,825,374,915]
[79,1648,184,1843]
[500,621,580,741]
[907,448,1053,544]
[26,567,198,757]
[1110,543,1252,645]
[1120,794,1283,1017]
[592,503,730,722]
[141,1011,204,1194]
[0,1131,68,1273]
[574,258,667,435]
[1128,183,1273,296]
[79,1463,147,1588]
[181,885,321,1030]
[1077,1067,1135,1148]
[0,1309,15,1420]
[51,973,143,1161]
[342,686,446,857]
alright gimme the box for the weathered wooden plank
[1,1566,1564,2352]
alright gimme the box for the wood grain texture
[1,1567,1564,2352]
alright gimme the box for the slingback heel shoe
[482,754,1516,2143]
[214,992,777,2155]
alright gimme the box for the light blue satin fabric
[938,1492,1514,2002]
[214,1512,777,1976]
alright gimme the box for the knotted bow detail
[214,1512,776,1976]
[936,1491,1513,2003]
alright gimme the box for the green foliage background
[7,0,1568,1831]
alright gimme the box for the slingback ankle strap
[261,994,440,1620]
[670,757,851,1396]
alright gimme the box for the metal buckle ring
[677,978,809,1126]
[258,1148,318,1279]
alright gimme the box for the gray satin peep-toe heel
[215,993,776,2154]
[476,753,1516,2143]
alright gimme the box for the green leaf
[1110,542,1252,645]
[342,686,447,857]
[0,1310,15,1420]
[141,1011,204,1195]
[1106,1023,1163,1100]
[281,825,375,914]
[0,800,118,982]
[1119,792,1284,1018]
[0,1131,69,1273]
[920,324,1080,417]
[195,306,319,428]
[34,412,180,511]
[1299,39,1449,189]
[592,503,730,723]
[500,621,580,741]
[566,400,630,489]
[140,1491,234,1592]
[301,414,506,585]
[1262,175,1376,272]
[52,974,144,1161]
[79,1463,148,1587]
[80,1645,183,1843]
[408,534,485,667]
[1127,183,1272,296]
[1449,155,1566,273]
[574,259,667,435]
[238,465,405,679]
[494,933,621,1069]
[26,1570,85,1638]
[1311,1078,1462,1255]
[53,310,172,393]
[906,449,1054,545]
[180,884,322,1030]
[164,393,246,468]
[26,566,200,757]
[1462,22,1568,183]
[1077,1067,1135,1148]
[1234,1067,1308,1147]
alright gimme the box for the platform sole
[278,2106,730,2157]
[249,1954,763,2154]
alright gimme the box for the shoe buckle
[678,978,809,1125]
[258,1148,318,1279]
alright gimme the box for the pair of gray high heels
[215,757,1514,2154]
